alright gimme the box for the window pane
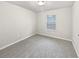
[47,15,56,30]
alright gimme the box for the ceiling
[7,1,74,13]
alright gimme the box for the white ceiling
[7,1,74,13]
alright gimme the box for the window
[47,15,56,30]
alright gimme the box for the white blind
[47,15,56,30]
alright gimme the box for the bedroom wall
[72,1,79,57]
[0,2,36,49]
[37,7,72,41]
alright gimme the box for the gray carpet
[0,35,77,58]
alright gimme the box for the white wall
[72,1,79,57]
[0,2,36,49]
[37,7,72,41]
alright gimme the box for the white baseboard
[37,33,72,42]
[37,33,79,57]
[0,34,35,50]
[72,40,79,57]
[0,33,78,57]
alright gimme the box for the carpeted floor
[0,35,77,58]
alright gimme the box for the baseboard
[37,33,72,42]
[37,33,79,57]
[72,40,79,57]
[0,33,35,50]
